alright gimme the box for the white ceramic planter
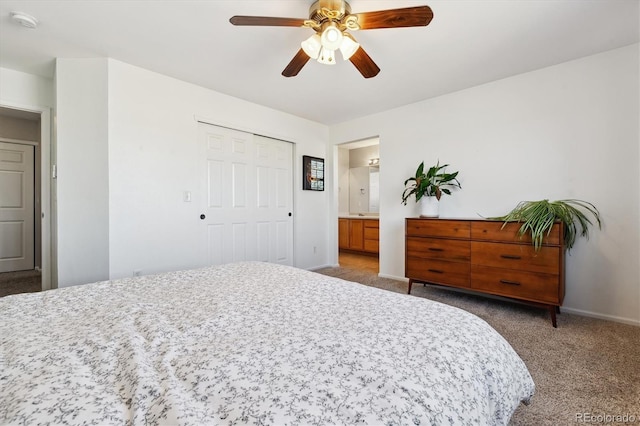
[419,196,439,217]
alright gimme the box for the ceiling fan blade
[229,16,306,27]
[282,49,310,77]
[354,6,433,30]
[349,47,380,78]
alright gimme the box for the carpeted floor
[315,265,640,425]
[0,269,41,298]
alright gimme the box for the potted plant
[492,199,602,251]
[401,161,461,217]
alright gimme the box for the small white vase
[419,196,439,218]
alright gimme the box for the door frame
[0,101,53,291]
[331,136,381,269]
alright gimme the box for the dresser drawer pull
[500,279,521,286]
[500,254,522,260]
[428,269,444,274]
[428,248,444,252]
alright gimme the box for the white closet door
[0,142,35,272]
[198,123,293,267]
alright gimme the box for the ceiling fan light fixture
[339,33,360,60]
[319,22,343,51]
[301,34,322,59]
[317,47,336,65]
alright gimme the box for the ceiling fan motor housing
[309,0,351,23]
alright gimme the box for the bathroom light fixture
[10,11,38,29]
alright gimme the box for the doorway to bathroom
[336,137,379,274]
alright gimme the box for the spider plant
[401,161,461,204]
[492,199,602,251]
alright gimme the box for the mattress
[0,261,534,425]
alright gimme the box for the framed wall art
[302,155,324,191]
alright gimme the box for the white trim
[0,137,38,146]
[378,273,408,282]
[560,307,640,327]
[193,115,304,147]
[408,279,640,327]
[0,101,53,291]
[308,264,336,271]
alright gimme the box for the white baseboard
[308,264,337,271]
[328,266,640,328]
[378,274,639,327]
[560,307,640,327]
[377,273,408,282]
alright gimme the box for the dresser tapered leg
[549,306,557,328]
[408,279,413,295]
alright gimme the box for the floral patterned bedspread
[0,262,534,425]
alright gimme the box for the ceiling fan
[230,0,433,78]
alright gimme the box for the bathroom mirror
[349,166,379,214]
[337,139,380,216]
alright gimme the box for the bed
[0,261,534,425]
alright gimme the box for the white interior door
[199,123,293,266]
[0,142,35,272]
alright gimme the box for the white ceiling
[0,1,638,124]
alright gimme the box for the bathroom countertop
[338,215,379,220]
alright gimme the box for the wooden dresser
[405,218,565,327]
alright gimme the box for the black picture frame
[302,155,324,191]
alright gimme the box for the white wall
[330,44,640,325]
[349,145,379,168]
[0,115,40,141]
[9,58,330,287]
[0,67,53,108]
[107,59,330,278]
[55,59,110,287]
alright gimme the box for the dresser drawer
[406,237,470,262]
[471,265,559,304]
[471,221,561,246]
[406,219,470,239]
[471,241,559,274]
[406,258,470,288]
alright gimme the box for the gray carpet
[315,265,640,425]
[0,269,41,298]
